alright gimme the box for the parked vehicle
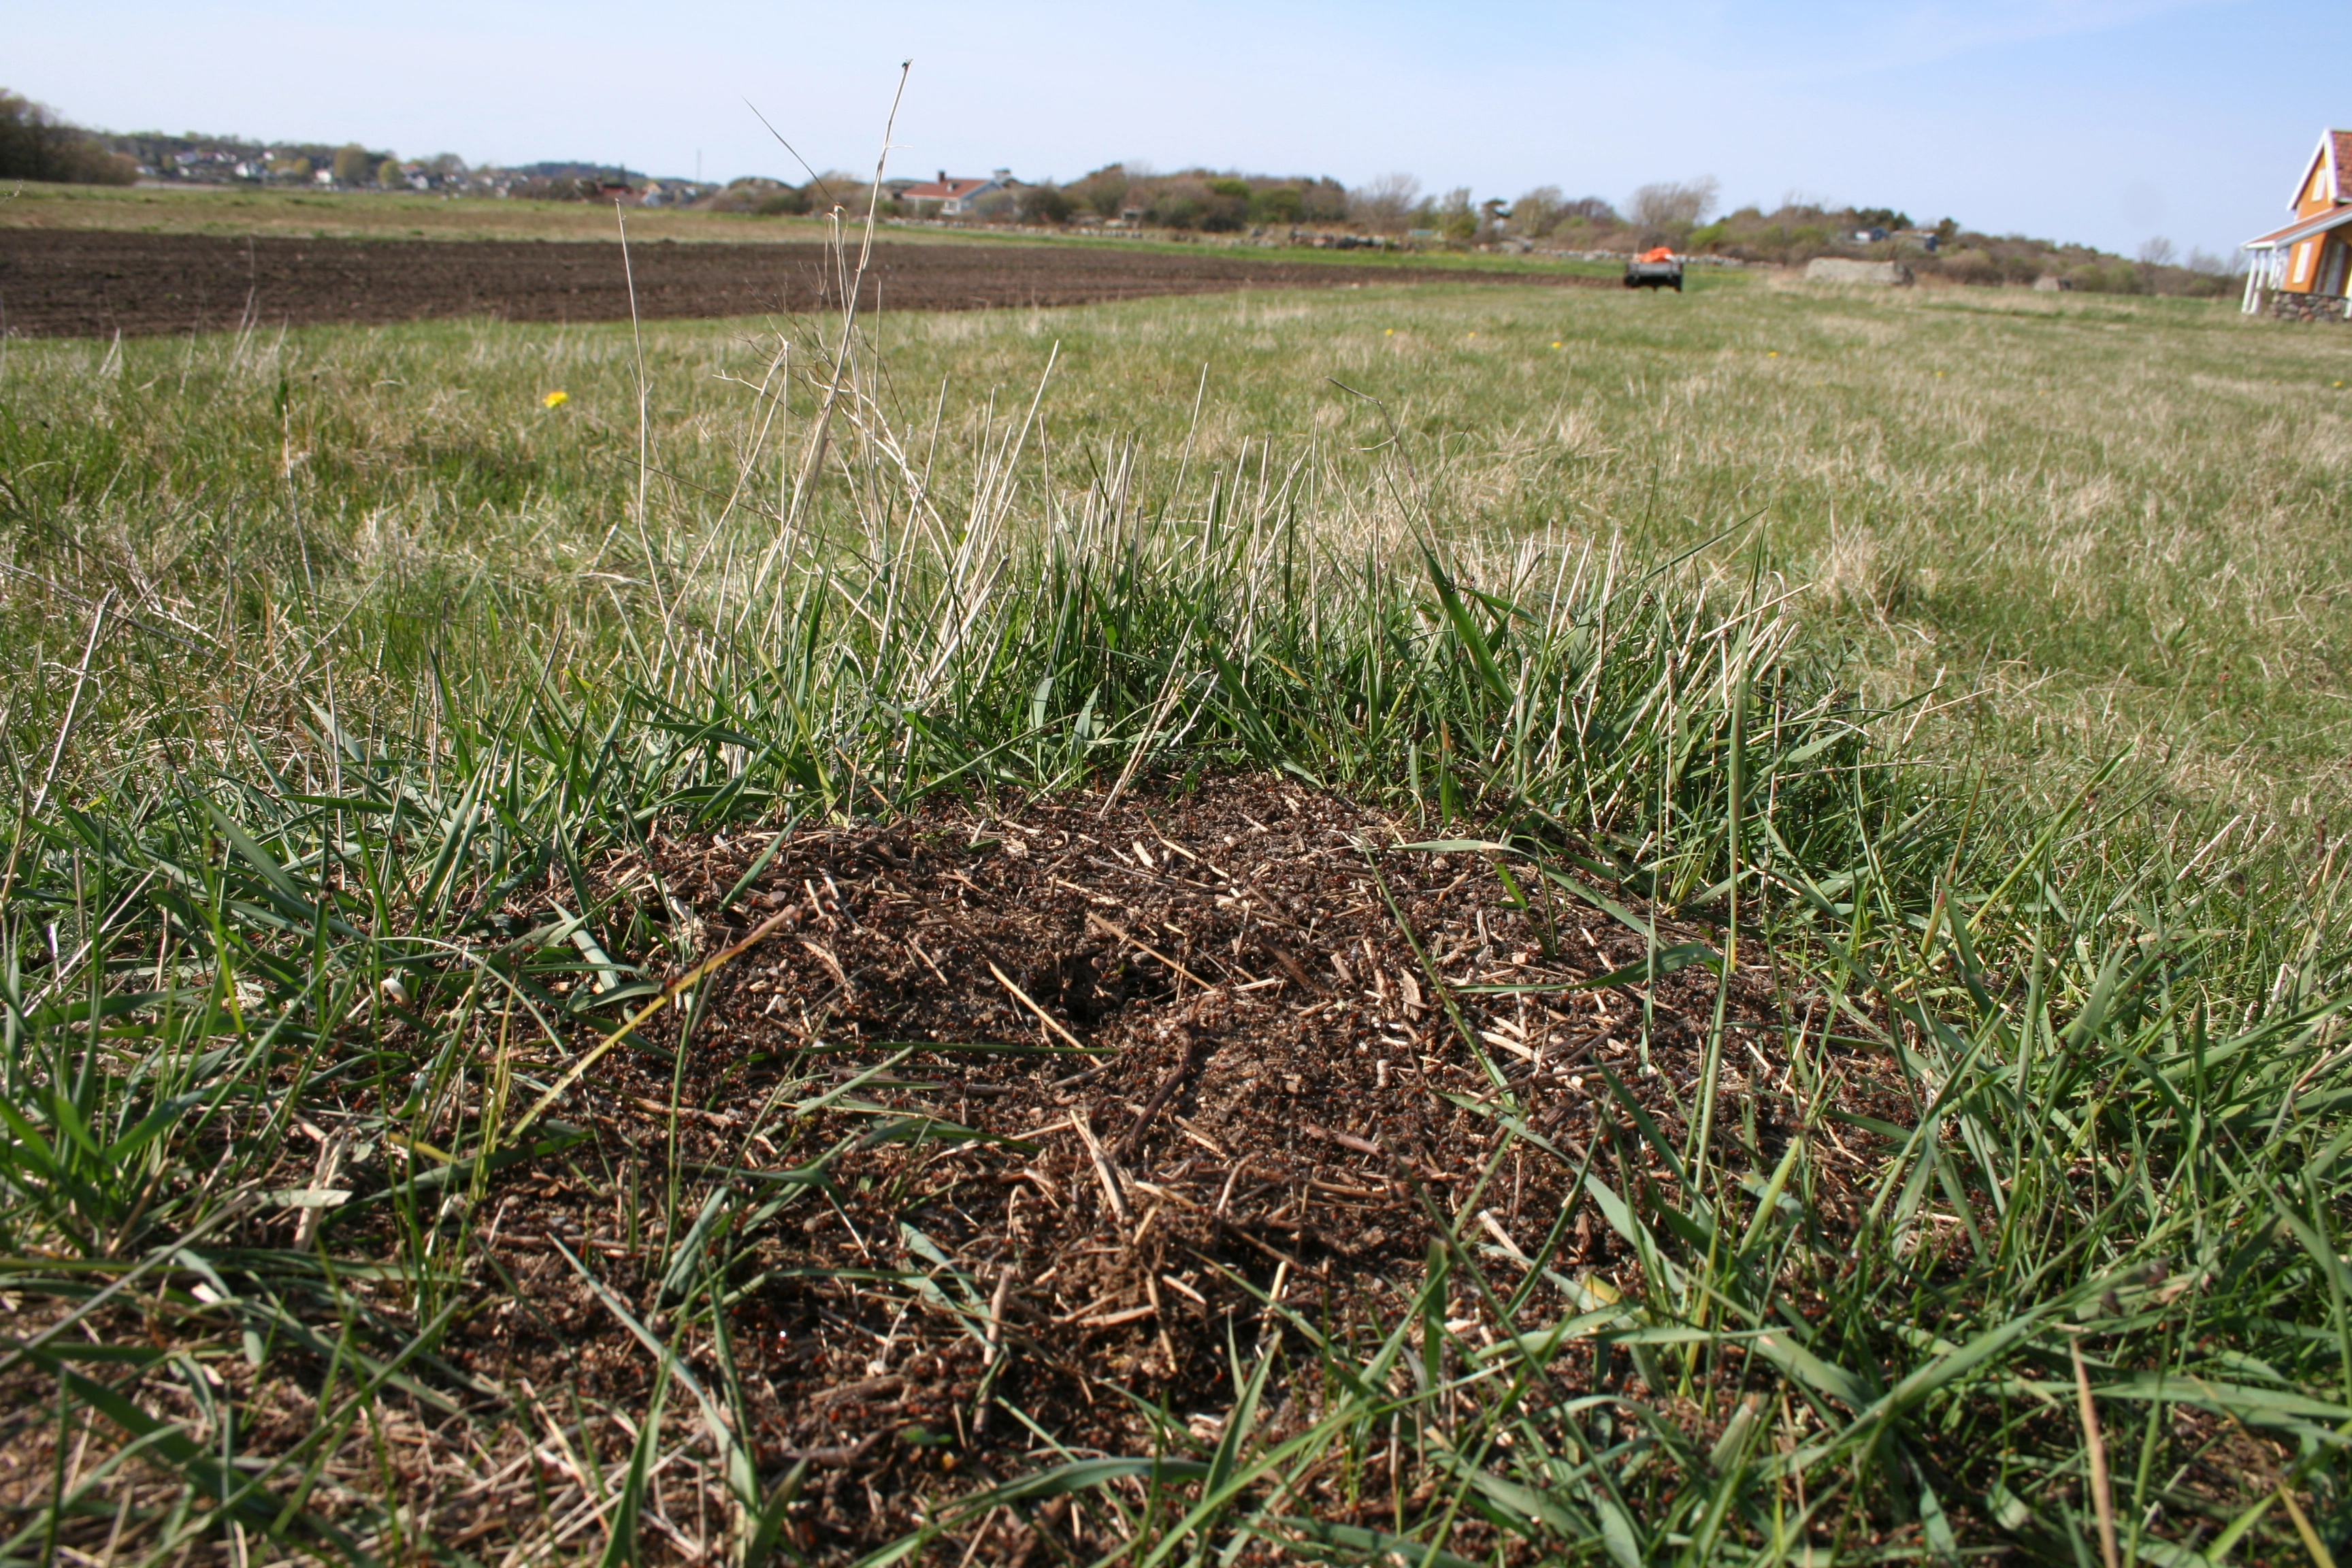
[1624,246,1683,291]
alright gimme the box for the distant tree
[331,144,371,186]
[806,169,863,210]
[1017,181,1072,224]
[376,158,404,189]
[1150,189,1202,229]
[2136,235,2176,267]
[1071,163,1130,218]
[1436,186,1477,243]
[1298,178,1348,223]
[1627,176,1719,230]
[1934,216,1959,246]
[1200,178,1250,230]
[273,155,312,182]
[1562,195,1620,224]
[2184,246,2236,277]
[1250,185,1304,226]
[1352,172,1420,233]
[1511,185,1563,238]
[0,91,137,185]
[1148,176,1241,231]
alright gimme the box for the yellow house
[2242,130,2352,316]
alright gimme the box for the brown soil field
[1,775,1909,1563]
[0,229,1612,339]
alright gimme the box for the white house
[898,169,1011,216]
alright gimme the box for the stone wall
[2270,291,2351,323]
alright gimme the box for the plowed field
[0,229,1611,338]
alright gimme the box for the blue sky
[14,0,2342,257]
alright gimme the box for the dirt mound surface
[0,777,1899,1563]
[414,777,1824,1557]
[0,229,1611,339]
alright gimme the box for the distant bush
[1250,186,1304,225]
[706,178,808,215]
[1352,172,1421,234]
[1940,248,2002,286]
[1200,179,1250,229]
[1511,185,1563,238]
[332,144,373,186]
[376,158,404,189]
[1091,168,1345,232]
[0,91,135,185]
[1627,176,1719,229]
[1147,176,1247,231]
[2068,261,2144,295]
[1071,163,1130,218]
[1437,186,1477,244]
[1298,180,1348,223]
[1017,181,1072,225]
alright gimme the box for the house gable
[2289,131,2352,216]
[900,172,1007,214]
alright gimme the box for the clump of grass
[0,275,2347,1564]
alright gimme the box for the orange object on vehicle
[1639,246,1676,263]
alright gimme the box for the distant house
[899,169,1009,216]
[2241,129,2352,318]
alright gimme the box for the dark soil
[0,229,1613,339]
[418,776,1814,1558]
[0,776,1906,1563]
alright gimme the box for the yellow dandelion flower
[542,390,570,408]
[1551,340,1562,349]
[1385,328,1394,336]
[1767,351,1778,358]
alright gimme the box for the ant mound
[446,775,1817,1558]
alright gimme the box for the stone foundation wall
[2270,291,2351,323]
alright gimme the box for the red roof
[900,176,994,201]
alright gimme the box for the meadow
[1,259,2349,1565]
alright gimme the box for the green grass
[0,268,2348,1563]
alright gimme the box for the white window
[2294,242,2312,282]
